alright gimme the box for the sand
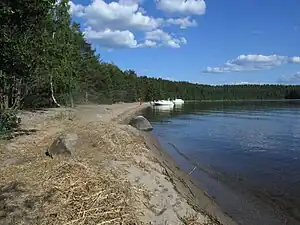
[0,103,236,225]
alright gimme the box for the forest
[1,0,300,134]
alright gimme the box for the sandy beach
[0,103,236,225]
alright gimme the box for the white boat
[172,98,184,104]
[151,99,174,106]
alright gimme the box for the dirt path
[0,103,235,225]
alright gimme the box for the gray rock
[130,116,153,132]
[47,133,78,158]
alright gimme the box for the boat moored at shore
[150,99,174,106]
[150,98,185,106]
[172,98,185,104]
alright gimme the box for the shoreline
[160,137,300,225]
[185,99,300,103]
[143,101,300,225]
[0,103,235,224]
[121,103,236,224]
[141,132,237,225]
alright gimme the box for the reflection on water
[144,100,300,225]
[152,103,184,115]
[152,104,174,112]
[174,103,184,109]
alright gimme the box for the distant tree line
[1,0,300,135]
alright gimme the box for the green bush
[0,109,21,137]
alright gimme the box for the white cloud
[138,7,146,14]
[229,81,267,85]
[69,0,193,49]
[84,27,139,48]
[84,27,159,49]
[118,0,144,6]
[70,0,163,31]
[203,54,300,73]
[291,56,300,63]
[205,67,233,73]
[231,81,250,85]
[180,37,187,44]
[141,40,157,47]
[156,76,174,80]
[165,77,175,80]
[156,0,206,15]
[145,29,187,48]
[166,17,197,29]
[290,72,300,82]
[69,1,85,17]
[279,71,300,84]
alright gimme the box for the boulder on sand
[129,115,153,131]
[46,133,78,158]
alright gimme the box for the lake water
[143,101,300,225]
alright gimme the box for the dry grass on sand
[0,104,219,225]
[0,120,145,225]
[0,161,140,225]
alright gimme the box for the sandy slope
[0,103,235,225]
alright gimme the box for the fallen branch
[189,166,197,175]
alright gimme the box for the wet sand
[118,103,237,224]
[141,132,237,225]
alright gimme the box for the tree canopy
[1,0,300,114]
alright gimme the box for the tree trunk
[69,92,74,108]
[85,91,88,103]
[50,74,60,107]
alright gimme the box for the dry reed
[0,118,146,225]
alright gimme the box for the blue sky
[70,0,300,85]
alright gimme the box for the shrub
[0,109,21,137]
